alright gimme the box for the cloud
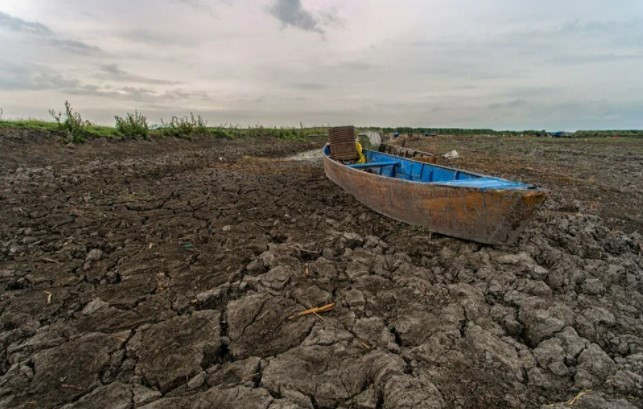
[289,82,326,90]
[174,0,216,16]
[268,0,322,33]
[118,29,199,46]
[98,64,180,85]
[0,63,84,92]
[559,19,642,35]
[49,38,101,53]
[65,84,208,102]
[0,11,99,54]
[1,2,642,129]
[0,62,202,103]
[487,99,528,109]
[547,52,643,65]
[0,11,51,35]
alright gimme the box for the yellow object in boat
[356,142,366,164]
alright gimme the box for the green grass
[0,118,118,138]
[0,119,60,132]
[205,126,327,141]
[0,102,329,143]
[0,118,328,143]
[3,117,640,146]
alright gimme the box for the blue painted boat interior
[324,145,532,190]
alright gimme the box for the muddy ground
[0,130,641,409]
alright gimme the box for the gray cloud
[268,0,322,33]
[66,84,208,102]
[98,64,180,85]
[547,52,643,65]
[559,19,642,35]
[49,38,100,53]
[487,99,528,109]
[0,11,99,54]
[174,0,215,16]
[0,11,51,35]
[0,62,202,103]
[118,29,200,46]
[289,82,326,90]
[0,62,81,91]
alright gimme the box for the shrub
[209,128,233,139]
[49,101,89,143]
[115,111,149,139]
[159,113,207,138]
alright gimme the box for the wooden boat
[322,145,547,245]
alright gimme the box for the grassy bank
[2,101,641,143]
[0,118,327,142]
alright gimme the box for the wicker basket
[328,126,357,160]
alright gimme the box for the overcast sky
[0,0,642,130]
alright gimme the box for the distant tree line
[573,130,643,138]
[378,127,643,138]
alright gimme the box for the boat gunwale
[322,144,546,193]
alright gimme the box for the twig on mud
[43,291,52,305]
[288,303,335,320]
[61,383,84,390]
[312,311,326,321]
[567,390,592,406]
[41,257,61,264]
[355,338,371,349]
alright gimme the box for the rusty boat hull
[323,145,547,245]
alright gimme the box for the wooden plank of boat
[379,143,437,163]
[322,145,547,245]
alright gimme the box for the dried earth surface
[0,129,641,409]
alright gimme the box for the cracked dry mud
[0,130,641,409]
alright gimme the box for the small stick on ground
[357,340,371,349]
[289,245,318,254]
[289,303,335,320]
[567,390,592,406]
[61,383,84,390]
[43,291,52,305]
[41,257,61,264]
[312,311,326,321]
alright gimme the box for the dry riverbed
[0,130,641,409]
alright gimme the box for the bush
[49,101,89,143]
[115,111,149,139]
[159,113,207,138]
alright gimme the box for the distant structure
[357,131,382,149]
[547,131,572,138]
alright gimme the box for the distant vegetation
[0,102,326,143]
[158,113,207,138]
[0,102,641,143]
[115,111,149,139]
[383,127,643,138]
[48,101,93,143]
[573,130,643,138]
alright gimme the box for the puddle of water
[283,149,323,161]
